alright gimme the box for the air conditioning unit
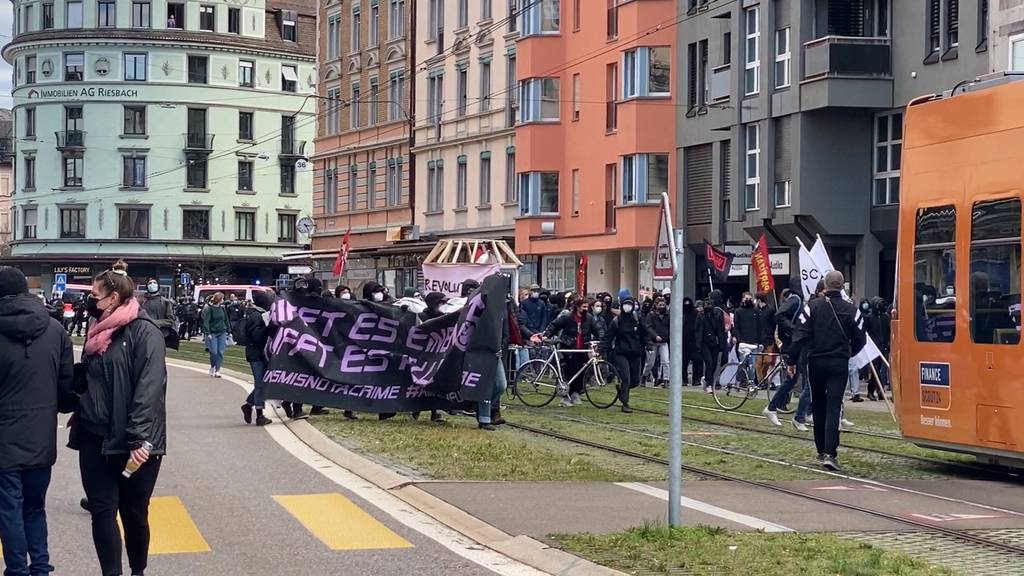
[540,221,556,235]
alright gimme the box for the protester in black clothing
[240,291,276,427]
[732,293,761,381]
[681,298,700,385]
[589,299,608,335]
[788,270,866,471]
[280,278,329,419]
[139,279,176,342]
[698,294,728,390]
[0,267,75,576]
[73,260,167,576]
[535,298,603,407]
[71,294,90,337]
[362,281,389,303]
[602,298,648,413]
[410,293,448,424]
[765,278,812,429]
[867,297,891,393]
[645,299,670,387]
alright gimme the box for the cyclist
[602,297,649,413]
[533,298,603,407]
[733,293,761,381]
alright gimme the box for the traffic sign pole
[668,228,685,527]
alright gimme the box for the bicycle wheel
[712,362,753,410]
[584,360,621,409]
[514,360,561,407]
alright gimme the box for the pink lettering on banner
[461,371,481,389]
[298,307,321,325]
[349,313,378,341]
[455,295,485,351]
[340,345,389,373]
[320,311,348,337]
[406,326,428,351]
[270,299,298,326]
[270,327,300,355]
[373,318,399,344]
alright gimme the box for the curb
[283,415,628,576]
[163,356,626,576]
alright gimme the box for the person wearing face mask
[201,292,230,379]
[520,284,552,335]
[362,281,388,304]
[239,290,277,427]
[681,297,700,385]
[699,292,728,392]
[138,279,176,343]
[71,260,167,576]
[334,285,353,300]
[732,292,762,382]
[588,299,607,335]
[603,298,648,412]
[535,298,603,406]
[645,298,670,387]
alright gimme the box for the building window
[199,5,215,31]
[543,255,578,292]
[521,0,559,36]
[328,15,340,59]
[239,60,254,87]
[235,211,255,241]
[281,64,298,92]
[167,2,183,28]
[65,105,83,135]
[25,55,35,84]
[60,208,86,239]
[978,0,988,51]
[774,28,790,89]
[281,163,296,195]
[744,6,760,95]
[1011,34,1024,71]
[456,159,468,208]
[66,0,82,27]
[281,9,297,41]
[390,0,405,39]
[427,74,443,125]
[509,0,518,33]
[349,164,358,210]
[123,105,146,135]
[519,77,559,123]
[238,160,254,191]
[621,154,668,205]
[699,39,708,106]
[723,31,731,65]
[946,0,959,49]
[183,209,209,240]
[367,165,377,207]
[325,168,338,213]
[24,107,35,138]
[927,0,940,54]
[64,156,83,188]
[605,163,617,230]
[238,111,254,141]
[427,162,444,212]
[969,198,1019,344]
[369,77,379,125]
[132,0,150,27]
[370,2,380,46]
[914,205,955,343]
[124,53,147,81]
[457,67,468,117]
[187,160,207,189]
[389,72,406,121]
[571,73,580,120]
[118,208,149,239]
[278,213,297,243]
[23,2,34,31]
[23,157,35,189]
[571,168,579,215]
[519,172,559,215]
[326,88,340,134]
[98,0,115,27]
[505,149,516,202]
[744,124,759,211]
[458,0,468,27]
[122,156,146,188]
[774,181,791,208]
[506,53,517,127]
[188,55,208,84]
[428,0,444,49]
[687,43,697,108]
[606,62,617,131]
[606,0,617,39]
[571,0,579,31]
[23,208,37,239]
[387,159,402,206]
[623,47,671,98]
[351,83,361,128]
[480,155,491,205]
[351,5,362,51]
[480,60,492,112]
[483,0,492,20]
[64,53,84,82]
[873,111,902,206]
[42,2,53,29]
[228,7,240,33]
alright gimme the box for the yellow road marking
[118,496,211,554]
[274,493,413,551]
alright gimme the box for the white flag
[797,238,822,299]
[809,235,834,275]
[853,333,883,370]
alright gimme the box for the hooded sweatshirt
[0,294,76,471]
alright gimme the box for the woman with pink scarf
[70,260,167,576]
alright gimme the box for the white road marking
[166,361,545,576]
[615,482,794,533]
[812,484,888,492]
[909,513,1001,523]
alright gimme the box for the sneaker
[214,370,222,379]
[255,414,271,426]
[815,453,826,463]
[851,394,864,403]
[840,418,854,429]
[762,408,782,427]
[559,397,574,407]
[241,404,253,424]
[792,420,809,432]
[281,403,294,418]
[292,409,307,419]
[822,456,841,471]
[621,405,634,414]
[209,367,216,376]
[805,414,813,424]
[705,385,713,394]
[310,407,330,415]
[570,393,583,406]
[343,411,359,420]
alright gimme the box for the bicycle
[511,340,622,409]
[711,348,801,412]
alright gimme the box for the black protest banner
[262,274,508,413]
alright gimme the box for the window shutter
[948,0,959,34]
[721,140,732,210]
[687,43,697,107]
[685,144,713,226]
[929,0,940,36]
[827,0,863,37]
[774,115,792,183]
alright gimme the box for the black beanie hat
[0,267,29,298]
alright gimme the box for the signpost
[54,274,67,296]
[653,193,683,528]
[180,272,192,286]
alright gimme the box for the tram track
[506,420,1024,558]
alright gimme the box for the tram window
[914,205,956,343]
[970,198,1021,345]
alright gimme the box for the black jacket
[759,303,777,347]
[696,307,728,353]
[645,311,670,344]
[682,305,697,349]
[866,298,891,354]
[74,310,168,456]
[602,312,649,357]
[544,312,603,349]
[242,306,270,363]
[733,305,761,345]
[0,295,75,472]
[789,291,866,365]
[775,293,803,354]
[140,294,176,334]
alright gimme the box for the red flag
[577,255,588,295]
[332,229,351,277]
[751,233,775,293]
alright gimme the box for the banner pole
[668,229,685,527]
[707,268,714,292]
[869,361,898,424]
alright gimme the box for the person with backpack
[139,278,176,342]
[602,297,649,413]
[764,278,812,429]
[239,291,276,427]
[699,291,729,391]
[201,292,230,378]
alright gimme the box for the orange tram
[895,72,1024,467]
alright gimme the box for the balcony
[279,139,307,159]
[183,133,215,157]
[55,130,85,151]
[801,36,893,111]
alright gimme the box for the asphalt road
[40,361,510,575]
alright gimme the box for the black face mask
[86,295,105,320]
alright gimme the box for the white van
[192,284,274,304]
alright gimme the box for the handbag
[164,328,180,351]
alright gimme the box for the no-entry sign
[653,193,677,280]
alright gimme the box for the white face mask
[622,304,634,314]
[340,293,352,300]
[372,292,384,302]
[530,292,539,299]
[146,282,159,294]
[593,306,603,314]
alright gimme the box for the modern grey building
[678,0,989,300]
